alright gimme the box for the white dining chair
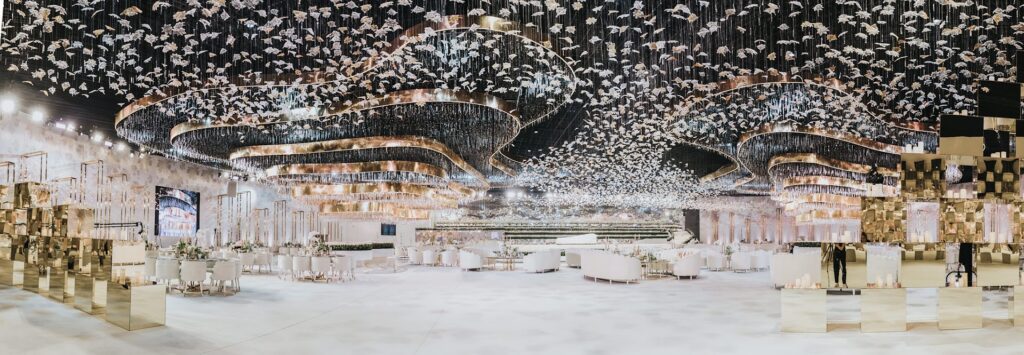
[240,253,256,273]
[180,260,209,296]
[292,256,312,280]
[144,257,157,281]
[331,256,353,282]
[254,252,272,273]
[211,260,236,295]
[440,249,458,267]
[311,256,333,282]
[422,250,437,266]
[277,255,294,281]
[233,260,243,291]
[155,258,180,290]
[407,247,421,264]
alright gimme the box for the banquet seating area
[8,0,1024,352]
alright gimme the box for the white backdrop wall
[332,219,432,247]
[0,116,287,245]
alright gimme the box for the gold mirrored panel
[940,199,984,242]
[900,153,944,201]
[899,243,947,288]
[938,287,983,330]
[861,288,907,332]
[780,288,827,333]
[976,243,1020,287]
[861,197,905,243]
[820,243,867,289]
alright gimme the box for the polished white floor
[2,266,1023,355]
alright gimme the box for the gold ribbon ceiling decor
[106,15,577,219]
[8,1,1017,218]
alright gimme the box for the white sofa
[770,252,822,288]
[672,254,702,279]
[753,251,771,271]
[565,251,582,268]
[581,251,642,283]
[459,250,484,271]
[523,250,561,273]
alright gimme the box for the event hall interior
[2,0,1024,354]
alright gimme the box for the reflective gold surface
[104,241,165,331]
[938,287,983,330]
[290,183,463,201]
[976,244,1020,287]
[266,161,448,180]
[861,197,906,243]
[769,153,900,177]
[53,205,95,238]
[76,239,110,314]
[940,199,984,243]
[899,243,947,288]
[318,202,432,220]
[13,182,51,209]
[780,288,827,333]
[820,244,867,289]
[230,135,488,184]
[1013,287,1024,326]
[861,288,907,332]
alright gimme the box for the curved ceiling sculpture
[108,15,577,219]
[4,1,1024,220]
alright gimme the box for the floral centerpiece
[174,240,209,260]
[309,239,330,256]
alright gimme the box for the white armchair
[459,250,483,271]
[731,252,752,272]
[672,254,702,279]
[422,250,437,266]
[706,252,726,271]
[754,251,771,271]
[523,250,561,273]
[440,249,458,267]
[565,251,582,268]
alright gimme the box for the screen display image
[381,223,397,236]
[155,186,200,238]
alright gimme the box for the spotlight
[55,123,66,130]
[92,132,104,142]
[29,108,45,123]
[65,122,76,132]
[115,142,127,151]
[0,94,17,114]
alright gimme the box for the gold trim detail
[229,136,488,185]
[265,161,448,180]
[318,202,432,220]
[768,153,899,177]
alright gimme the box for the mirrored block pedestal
[938,287,983,330]
[1012,287,1024,326]
[861,288,907,332]
[781,288,827,333]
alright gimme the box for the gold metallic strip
[701,163,739,182]
[738,124,907,155]
[490,157,517,178]
[290,182,462,200]
[229,136,488,185]
[782,176,866,190]
[768,153,900,177]
[168,88,522,141]
[776,193,862,206]
[265,161,448,180]
[318,202,432,220]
